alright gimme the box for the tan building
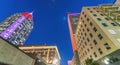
[19,45,61,65]
[75,4,120,65]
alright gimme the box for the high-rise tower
[0,12,33,45]
[68,13,80,65]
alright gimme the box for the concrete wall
[0,38,34,65]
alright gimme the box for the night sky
[0,0,114,65]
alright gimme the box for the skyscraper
[0,12,33,45]
[75,4,120,65]
[68,13,80,65]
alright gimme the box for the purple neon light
[0,16,25,39]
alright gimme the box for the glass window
[90,22,93,26]
[87,8,90,10]
[85,15,87,18]
[93,52,97,57]
[97,18,102,21]
[87,28,89,32]
[87,18,89,21]
[102,23,108,27]
[87,38,89,42]
[93,14,97,16]
[105,17,110,21]
[82,12,84,14]
[93,27,97,32]
[104,43,111,50]
[108,29,116,34]
[98,34,103,40]
[98,48,103,54]
[111,23,117,26]
[100,14,104,16]
[90,11,93,13]
[84,24,87,27]
[93,40,97,45]
[89,33,93,38]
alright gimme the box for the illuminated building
[0,12,33,45]
[19,45,61,65]
[68,13,80,65]
[75,4,120,65]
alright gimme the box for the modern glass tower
[0,12,33,45]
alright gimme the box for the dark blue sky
[0,0,114,65]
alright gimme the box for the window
[87,28,89,32]
[93,27,97,32]
[91,47,93,49]
[93,52,97,57]
[82,12,84,14]
[93,40,97,45]
[104,43,111,50]
[100,14,104,16]
[98,48,103,54]
[108,29,116,34]
[83,37,85,40]
[87,8,90,10]
[90,22,93,26]
[96,11,99,12]
[89,33,93,38]
[85,33,87,36]
[117,39,120,42]
[87,49,90,52]
[81,17,83,20]
[93,14,97,16]
[90,11,93,13]
[83,29,84,31]
[83,45,85,48]
[97,18,102,21]
[87,38,89,42]
[82,20,84,23]
[90,55,92,58]
[98,34,103,40]
[102,23,108,27]
[85,42,87,45]
[84,24,87,27]
[105,17,110,21]
[111,23,117,26]
[85,15,87,18]
[87,18,89,21]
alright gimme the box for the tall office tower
[0,12,33,45]
[75,4,120,65]
[68,13,80,65]
[19,45,61,65]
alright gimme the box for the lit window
[108,29,116,34]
